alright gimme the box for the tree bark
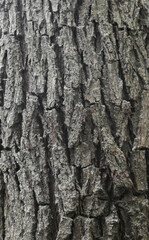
[0,0,149,239]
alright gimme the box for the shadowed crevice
[74,0,83,26]
[44,136,60,239]
[33,190,39,240]
[0,172,6,240]
[145,149,149,199]
[57,107,71,165]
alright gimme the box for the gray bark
[0,0,149,239]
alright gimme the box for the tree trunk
[0,0,148,239]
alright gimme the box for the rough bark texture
[0,0,149,239]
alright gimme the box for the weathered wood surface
[0,0,149,239]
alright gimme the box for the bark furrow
[0,0,149,239]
